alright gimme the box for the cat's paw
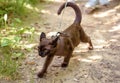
[61,62,68,67]
[88,46,93,50]
[37,72,44,78]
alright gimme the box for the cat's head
[38,32,59,57]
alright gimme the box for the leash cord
[58,0,68,30]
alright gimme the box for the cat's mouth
[39,50,50,57]
[39,52,47,57]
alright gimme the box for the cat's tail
[57,2,82,25]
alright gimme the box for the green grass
[0,0,48,80]
[0,50,19,80]
[0,26,35,80]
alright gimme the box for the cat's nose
[39,52,46,57]
[39,52,41,56]
[39,52,42,56]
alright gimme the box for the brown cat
[37,2,93,78]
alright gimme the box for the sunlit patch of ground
[1,0,120,83]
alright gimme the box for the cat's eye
[38,46,40,49]
[38,46,44,51]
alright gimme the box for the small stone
[32,67,36,71]
[73,78,79,82]
[84,74,88,78]
[25,61,36,65]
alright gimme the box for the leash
[58,0,68,30]
[56,32,69,38]
[57,0,76,37]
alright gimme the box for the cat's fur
[38,2,93,78]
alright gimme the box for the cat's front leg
[38,55,54,78]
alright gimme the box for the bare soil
[1,0,120,83]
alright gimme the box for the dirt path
[1,0,120,83]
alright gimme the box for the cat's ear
[40,32,46,41]
[51,36,59,47]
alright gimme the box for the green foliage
[0,25,35,79]
[1,36,21,47]
[0,0,39,27]
[0,52,19,80]
[0,0,45,80]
